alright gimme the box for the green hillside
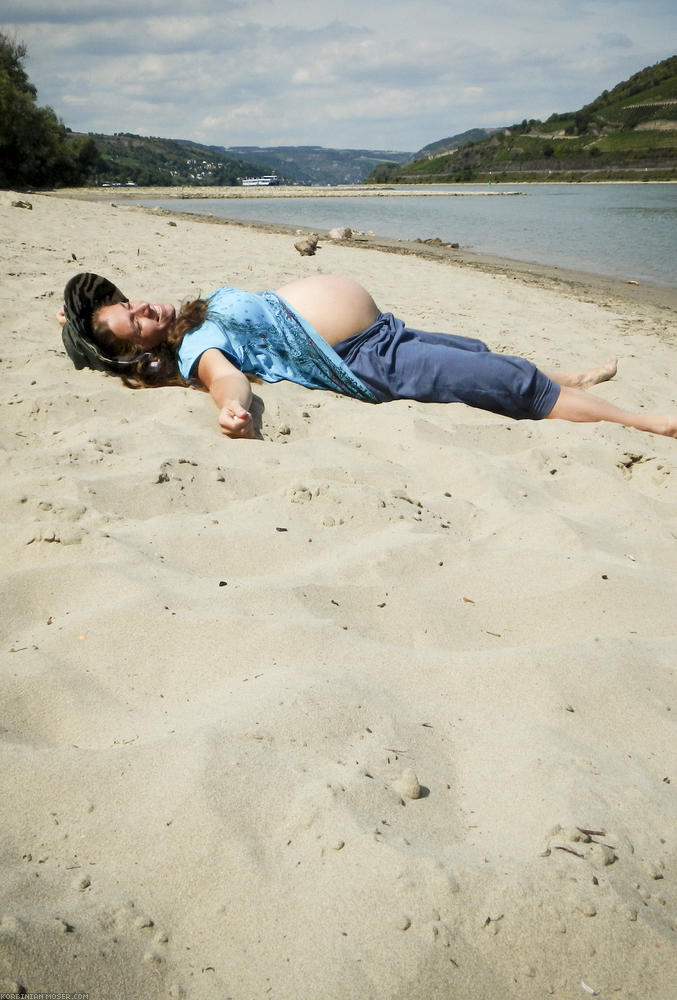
[68,132,269,187]
[65,133,412,187]
[366,56,677,183]
[414,128,505,160]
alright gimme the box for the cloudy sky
[4,1,676,153]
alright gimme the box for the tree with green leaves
[0,32,94,188]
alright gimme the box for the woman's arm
[196,349,254,439]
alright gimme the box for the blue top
[176,287,378,402]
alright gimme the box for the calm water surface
[138,184,677,289]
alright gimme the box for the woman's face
[97,300,176,350]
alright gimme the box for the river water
[138,184,677,290]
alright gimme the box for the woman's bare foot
[577,356,618,389]
[553,356,618,390]
[648,414,677,438]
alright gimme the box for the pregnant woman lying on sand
[58,271,677,440]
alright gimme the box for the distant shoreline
[46,184,525,201]
[46,180,676,205]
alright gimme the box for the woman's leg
[547,386,677,437]
[338,317,676,436]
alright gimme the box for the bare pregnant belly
[275,276,380,346]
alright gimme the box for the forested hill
[64,134,412,187]
[72,133,267,187]
[415,128,505,160]
[366,56,677,184]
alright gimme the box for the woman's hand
[56,306,67,328]
[219,401,254,439]
[196,349,255,441]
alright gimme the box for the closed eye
[123,303,141,337]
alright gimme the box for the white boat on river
[241,175,281,187]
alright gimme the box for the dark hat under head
[61,272,128,372]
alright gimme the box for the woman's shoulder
[208,285,255,299]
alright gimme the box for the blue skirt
[333,312,560,420]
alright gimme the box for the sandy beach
[1,189,676,999]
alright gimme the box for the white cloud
[3,0,675,150]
